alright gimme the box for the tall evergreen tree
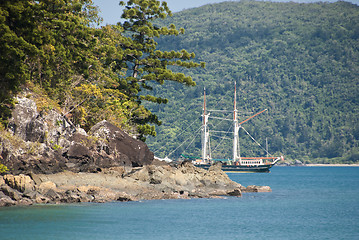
[117,0,205,140]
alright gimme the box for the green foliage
[0,164,9,174]
[52,144,63,151]
[145,1,359,163]
[0,1,36,125]
[117,0,205,140]
[0,0,204,141]
[0,0,103,125]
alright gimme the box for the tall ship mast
[233,82,239,162]
[201,88,210,163]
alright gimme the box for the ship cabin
[239,159,264,166]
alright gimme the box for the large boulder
[0,97,154,174]
[8,97,77,147]
[3,174,35,193]
[7,98,38,141]
[90,120,154,167]
[1,97,77,174]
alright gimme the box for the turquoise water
[1,167,358,240]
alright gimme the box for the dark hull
[196,163,275,173]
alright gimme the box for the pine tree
[118,0,205,140]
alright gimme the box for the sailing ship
[186,83,283,173]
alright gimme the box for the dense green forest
[145,1,359,164]
[0,0,203,141]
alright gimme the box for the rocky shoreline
[0,95,271,207]
[0,162,271,207]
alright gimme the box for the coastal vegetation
[145,1,359,164]
[0,0,203,141]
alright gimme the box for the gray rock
[23,190,41,200]
[1,185,23,201]
[0,195,16,207]
[227,188,242,196]
[1,98,155,174]
[26,116,48,142]
[242,185,272,192]
[90,120,154,167]
[3,174,35,193]
[17,198,33,206]
[43,188,62,202]
[8,97,38,140]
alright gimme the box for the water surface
[1,167,358,240]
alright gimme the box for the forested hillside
[145,1,359,163]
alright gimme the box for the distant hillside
[145,0,359,164]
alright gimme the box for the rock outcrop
[0,97,154,174]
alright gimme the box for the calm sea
[1,167,358,240]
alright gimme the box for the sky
[93,0,359,26]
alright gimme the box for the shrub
[0,164,9,174]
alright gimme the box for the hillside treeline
[145,1,359,163]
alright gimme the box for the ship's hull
[195,163,275,173]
